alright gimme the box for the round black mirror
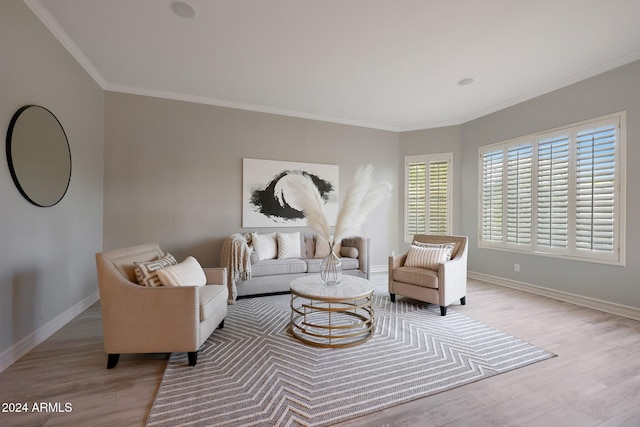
[6,105,71,207]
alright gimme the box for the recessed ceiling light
[171,1,196,18]
[458,78,475,86]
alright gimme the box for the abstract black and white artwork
[242,158,339,227]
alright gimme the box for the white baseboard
[370,265,388,274]
[0,290,100,373]
[469,271,640,321]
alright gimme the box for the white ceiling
[26,0,640,131]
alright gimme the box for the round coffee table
[289,275,374,348]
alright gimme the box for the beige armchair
[389,235,468,316]
[95,243,227,368]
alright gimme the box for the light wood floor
[1,274,640,427]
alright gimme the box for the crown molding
[23,0,107,88]
[104,82,402,132]
[457,49,640,126]
[23,0,640,133]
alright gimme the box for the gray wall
[0,1,104,359]
[459,60,640,308]
[398,125,462,250]
[103,92,399,268]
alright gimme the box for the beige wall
[0,1,104,361]
[103,92,400,268]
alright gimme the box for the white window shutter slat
[478,113,624,265]
[404,153,452,241]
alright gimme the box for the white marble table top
[290,275,373,301]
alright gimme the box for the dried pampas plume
[287,164,392,251]
[282,173,331,243]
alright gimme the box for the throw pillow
[404,244,454,271]
[340,246,359,259]
[155,256,207,287]
[412,241,456,251]
[314,235,341,259]
[134,253,177,287]
[251,232,278,260]
[277,232,302,259]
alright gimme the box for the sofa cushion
[305,257,359,273]
[251,258,307,277]
[393,266,439,289]
[277,231,301,259]
[405,244,453,271]
[199,284,227,322]
[252,232,278,260]
[155,256,207,287]
[134,253,177,287]
[341,257,360,271]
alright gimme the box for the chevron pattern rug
[147,288,554,426]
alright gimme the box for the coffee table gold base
[289,276,374,348]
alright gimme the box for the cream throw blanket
[220,233,252,303]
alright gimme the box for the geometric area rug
[147,292,555,427]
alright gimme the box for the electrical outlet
[514,264,520,272]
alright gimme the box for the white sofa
[222,233,370,301]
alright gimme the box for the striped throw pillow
[405,244,454,271]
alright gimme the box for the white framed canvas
[242,158,339,227]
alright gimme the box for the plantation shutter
[406,161,427,236]
[481,149,503,242]
[405,153,452,241]
[427,159,449,234]
[575,124,617,252]
[536,134,570,248]
[478,112,624,265]
[506,143,533,245]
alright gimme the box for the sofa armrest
[342,237,370,279]
[438,241,468,306]
[100,283,200,353]
[203,267,227,287]
[389,254,407,270]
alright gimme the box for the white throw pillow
[404,244,454,271]
[251,232,278,260]
[277,232,301,259]
[155,256,207,287]
[134,253,177,287]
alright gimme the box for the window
[479,112,625,265]
[405,153,452,242]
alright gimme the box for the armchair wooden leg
[218,319,225,329]
[440,306,447,316]
[460,296,466,305]
[188,351,197,367]
[390,293,396,303]
[107,354,120,369]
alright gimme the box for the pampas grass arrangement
[285,164,392,252]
